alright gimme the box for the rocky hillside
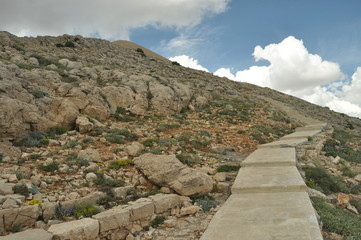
[1,31,361,239]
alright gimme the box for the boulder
[0,183,15,195]
[92,206,130,233]
[78,148,100,162]
[134,154,213,196]
[76,116,94,134]
[47,218,99,240]
[124,142,144,157]
[0,229,53,240]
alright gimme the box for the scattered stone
[216,182,230,193]
[337,193,350,208]
[180,205,201,216]
[85,172,98,182]
[213,172,226,182]
[76,116,94,134]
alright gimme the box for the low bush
[14,131,48,148]
[108,159,132,170]
[156,123,180,132]
[217,165,240,172]
[94,173,123,187]
[176,154,201,165]
[304,166,349,194]
[64,140,83,149]
[65,41,75,48]
[74,203,100,219]
[65,154,89,167]
[191,194,218,212]
[312,197,361,239]
[142,138,157,147]
[32,89,49,98]
[38,161,59,172]
[13,183,29,197]
[151,215,165,228]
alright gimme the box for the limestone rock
[124,142,144,157]
[213,172,226,182]
[47,218,99,240]
[354,174,361,183]
[125,198,155,221]
[92,206,130,232]
[180,205,201,216]
[78,148,100,162]
[0,183,15,195]
[0,228,53,240]
[76,116,94,134]
[337,193,350,207]
[85,172,98,182]
[149,193,183,214]
[134,153,213,196]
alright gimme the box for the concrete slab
[258,138,308,149]
[200,192,323,240]
[296,123,327,131]
[281,129,322,140]
[232,166,307,193]
[0,229,53,240]
[241,148,296,167]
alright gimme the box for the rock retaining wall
[0,193,186,240]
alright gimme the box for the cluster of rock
[0,31,213,142]
[1,192,202,240]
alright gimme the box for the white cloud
[170,55,209,72]
[0,0,230,40]
[214,68,235,79]
[235,36,344,91]
[212,36,361,118]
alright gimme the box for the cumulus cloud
[169,55,209,72]
[212,36,361,118]
[0,0,230,40]
[235,36,344,92]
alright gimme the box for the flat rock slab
[200,192,323,240]
[280,129,322,140]
[232,166,306,193]
[258,138,308,149]
[241,148,296,167]
[0,229,53,240]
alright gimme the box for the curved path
[200,123,326,240]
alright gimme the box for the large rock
[78,148,100,162]
[92,206,130,233]
[124,142,144,157]
[0,205,41,231]
[47,218,99,240]
[0,229,53,240]
[0,183,15,195]
[75,116,94,134]
[134,154,213,196]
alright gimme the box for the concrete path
[200,124,326,240]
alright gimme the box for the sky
[1,0,361,118]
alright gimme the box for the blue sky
[1,0,361,117]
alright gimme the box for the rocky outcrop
[134,153,213,196]
[47,218,99,240]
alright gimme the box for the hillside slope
[1,32,361,239]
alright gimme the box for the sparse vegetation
[108,159,132,170]
[304,166,349,194]
[94,173,124,187]
[151,215,165,228]
[192,194,218,212]
[14,131,49,148]
[38,161,59,172]
[217,165,240,172]
[312,197,361,239]
[65,41,75,48]
[13,183,29,197]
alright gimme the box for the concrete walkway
[200,124,326,240]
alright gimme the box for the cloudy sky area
[1,0,361,117]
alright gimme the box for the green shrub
[142,138,157,147]
[304,166,349,194]
[108,159,132,170]
[94,173,123,187]
[156,123,180,132]
[217,165,240,172]
[74,203,100,219]
[38,161,59,172]
[0,153,3,162]
[350,199,361,213]
[13,183,29,197]
[14,131,48,148]
[65,154,89,167]
[64,140,83,149]
[32,89,49,98]
[7,225,23,233]
[55,43,64,47]
[65,41,75,48]
[172,61,181,66]
[340,166,356,178]
[151,215,165,228]
[312,197,361,239]
[191,195,218,212]
[136,48,146,57]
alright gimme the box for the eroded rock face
[134,153,213,196]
